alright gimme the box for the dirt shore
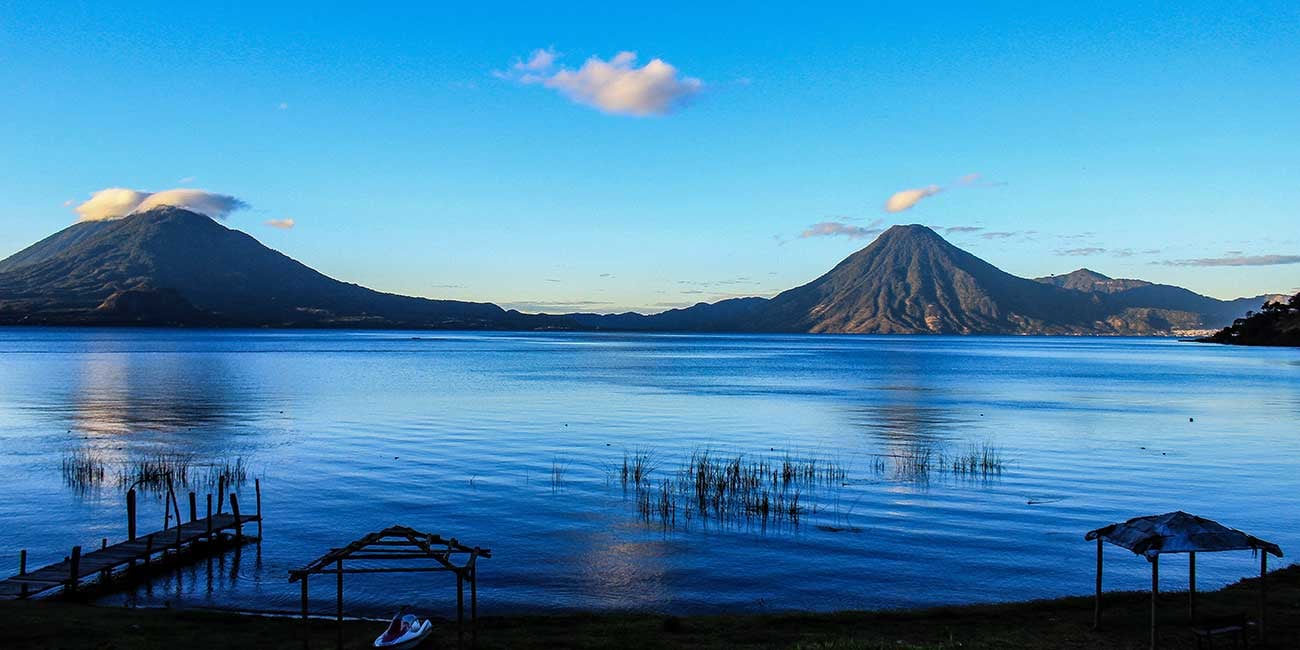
[2,565,1296,649]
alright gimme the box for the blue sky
[1,2,1297,312]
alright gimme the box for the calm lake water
[0,328,1297,617]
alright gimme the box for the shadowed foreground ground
[2,565,1297,649]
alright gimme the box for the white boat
[374,612,433,649]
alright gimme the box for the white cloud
[514,47,556,73]
[498,49,703,116]
[1159,254,1300,267]
[882,173,1002,213]
[884,185,942,212]
[74,188,151,222]
[800,219,886,240]
[73,187,248,222]
[503,300,615,313]
[265,218,296,230]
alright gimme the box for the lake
[0,328,1297,617]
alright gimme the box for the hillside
[1034,268,1151,294]
[0,214,1270,335]
[576,226,1261,335]
[751,225,1107,334]
[1201,294,1300,346]
[0,207,570,329]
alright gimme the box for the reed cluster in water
[621,448,658,486]
[60,450,105,493]
[60,450,251,495]
[949,441,1006,477]
[550,457,569,490]
[613,441,1005,530]
[875,441,1007,483]
[625,449,845,528]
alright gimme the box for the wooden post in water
[255,479,262,541]
[230,493,242,541]
[1259,551,1268,642]
[19,549,27,598]
[164,481,173,530]
[189,492,197,522]
[1093,536,1103,628]
[171,480,181,547]
[101,538,110,583]
[144,535,153,567]
[1188,552,1196,620]
[127,489,137,540]
[1150,554,1159,650]
[217,477,225,514]
[206,494,213,538]
[67,546,81,595]
[168,478,181,531]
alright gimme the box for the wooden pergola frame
[289,525,491,645]
[1086,511,1282,650]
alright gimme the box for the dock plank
[0,512,258,600]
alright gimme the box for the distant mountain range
[574,225,1274,335]
[0,207,1276,335]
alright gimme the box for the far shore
[2,565,1297,649]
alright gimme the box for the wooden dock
[0,481,262,601]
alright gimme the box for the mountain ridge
[0,212,1272,335]
[572,225,1269,335]
[0,207,571,329]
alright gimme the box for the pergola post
[289,526,491,649]
[1093,536,1103,628]
[336,558,345,649]
[457,571,466,648]
[1150,554,1159,650]
[470,563,479,646]
[300,573,309,622]
[1088,513,1283,650]
[336,559,344,623]
[1259,551,1267,641]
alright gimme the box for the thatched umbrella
[1086,511,1283,649]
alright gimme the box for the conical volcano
[0,207,566,329]
[754,224,1107,333]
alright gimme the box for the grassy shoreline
[2,566,1296,649]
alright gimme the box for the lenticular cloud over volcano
[74,187,248,222]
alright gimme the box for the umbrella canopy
[1086,511,1283,559]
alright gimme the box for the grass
[60,450,253,496]
[867,440,1007,484]
[551,457,569,490]
[60,450,105,492]
[622,448,659,488]
[119,453,195,492]
[624,449,846,528]
[950,442,1006,477]
[616,443,1006,530]
[3,564,1297,649]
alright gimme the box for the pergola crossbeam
[289,525,492,648]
